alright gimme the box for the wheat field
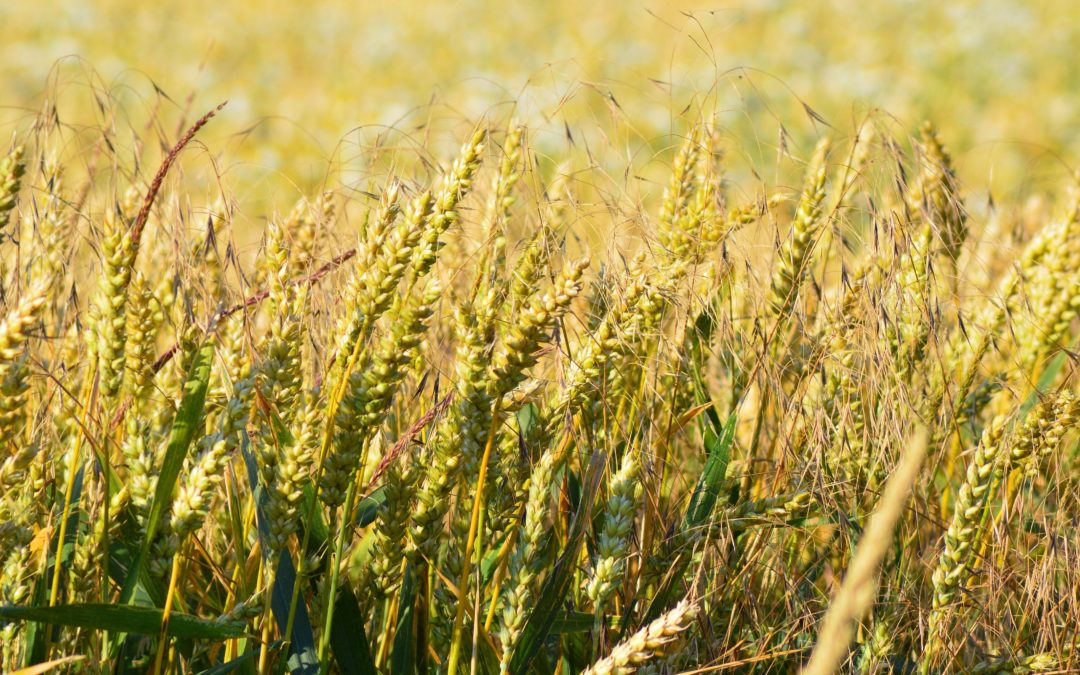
[1,2,1080,674]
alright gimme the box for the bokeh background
[3,0,1078,216]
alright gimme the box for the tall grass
[0,92,1076,675]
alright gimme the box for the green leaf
[1017,336,1078,419]
[120,338,215,605]
[263,402,297,447]
[690,296,721,348]
[473,629,502,675]
[328,587,377,675]
[550,611,595,634]
[195,645,268,675]
[0,604,244,640]
[390,564,416,675]
[1031,350,1068,401]
[46,463,84,571]
[644,385,735,628]
[479,530,512,584]
[516,403,539,438]
[239,434,319,675]
[639,548,692,626]
[559,630,588,675]
[355,485,388,528]
[20,565,49,667]
[682,409,738,531]
[300,482,330,549]
[681,293,736,531]
[508,449,606,675]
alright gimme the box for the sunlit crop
[0,2,1078,673]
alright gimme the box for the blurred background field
[3,0,1080,225]
[4,2,1080,671]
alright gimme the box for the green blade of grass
[300,482,330,548]
[682,292,738,532]
[239,433,319,675]
[639,550,692,626]
[473,627,502,675]
[119,338,215,606]
[638,390,735,627]
[390,563,416,675]
[21,567,50,667]
[682,409,737,531]
[550,611,596,634]
[42,462,83,599]
[508,448,606,675]
[0,604,245,640]
[355,485,388,528]
[328,586,377,675]
[195,646,263,675]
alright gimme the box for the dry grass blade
[1,57,1078,675]
[801,430,929,675]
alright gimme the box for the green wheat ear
[0,145,25,232]
[769,136,831,318]
[3,72,1080,675]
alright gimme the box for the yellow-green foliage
[1,24,1080,673]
